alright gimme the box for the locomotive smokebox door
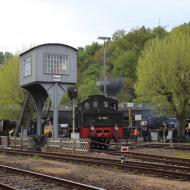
[20,44,77,139]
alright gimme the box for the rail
[0,164,105,190]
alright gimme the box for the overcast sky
[0,0,189,53]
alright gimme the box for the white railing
[9,137,31,149]
[47,138,90,152]
[0,136,9,148]
[8,137,90,152]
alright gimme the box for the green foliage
[110,26,167,101]
[77,42,102,100]
[175,151,190,159]
[78,78,101,100]
[112,50,137,79]
[152,26,168,38]
[117,79,136,102]
[112,29,126,40]
[0,52,13,64]
[0,52,4,64]
[135,25,190,135]
[76,26,167,102]
[16,155,22,160]
[0,56,24,120]
[31,154,41,160]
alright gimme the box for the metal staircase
[42,99,51,121]
[14,93,37,136]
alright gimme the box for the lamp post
[98,36,111,97]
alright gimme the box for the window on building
[24,56,32,77]
[44,54,69,74]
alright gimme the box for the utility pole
[98,36,111,97]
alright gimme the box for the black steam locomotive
[76,95,126,148]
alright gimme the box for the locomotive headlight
[91,126,95,131]
[114,125,118,130]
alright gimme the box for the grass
[174,151,190,159]
[0,152,5,156]
[16,155,22,160]
[31,154,41,160]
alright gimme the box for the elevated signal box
[20,44,77,139]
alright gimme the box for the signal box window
[24,56,32,77]
[44,54,69,75]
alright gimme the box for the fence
[9,137,32,149]
[46,138,90,152]
[8,137,89,152]
[0,136,9,148]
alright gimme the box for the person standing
[134,128,139,142]
[142,127,146,142]
[188,127,190,142]
[158,127,164,142]
[185,126,190,142]
[172,128,178,143]
[126,128,131,143]
[164,126,168,142]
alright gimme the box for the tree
[112,50,137,79]
[0,56,24,120]
[135,26,190,136]
[0,52,13,64]
[77,27,167,102]
[152,26,167,38]
[110,26,157,101]
[0,52,4,64]
[112,29,126,40]
[77,43,101,100]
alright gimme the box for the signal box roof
[20,43,77,56]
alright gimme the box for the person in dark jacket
[158,127,164,142]
[184,126,190,142]
[172,128,178,143]
[146,128,151,142]
[142,127,147,142]
[164,126,168,142]
[126,128,131,143]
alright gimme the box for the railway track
[136,142,190,150]
[92,149,190,167]
[0,183,16,190]
[0,164,105,190]
[0,148,190,181]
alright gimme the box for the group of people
[125,127,151,142]
[158,123,178,143]
[158,123,190,143]
[130,123,180,143]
